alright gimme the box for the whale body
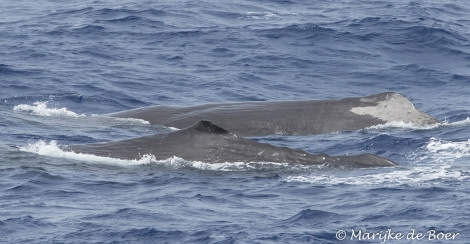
[109,92,438,137]
[68,92,438,167]
[69,120,396,168]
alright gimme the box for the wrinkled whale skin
[109,92,438,137]
[69,120,396,168]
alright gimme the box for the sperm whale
[69,120,396,168]
[109,92,438,137]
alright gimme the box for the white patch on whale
[350,93,436,126]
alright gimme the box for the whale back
[69,120,396,168]
[109,92,438,136]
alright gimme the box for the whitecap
[425,137,470,160]
[365,116,470,131]
[19,140,158,167]
[283,165,467,186]
[111,117,151,125]
[366,120,440,131]
[239,12,278,20]
[191,161,296,171]
[284,136,470,186]
[13,101,84,118]
[445,117,470,126]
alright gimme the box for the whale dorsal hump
[189,120,230,134]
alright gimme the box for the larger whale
[69,120,396,168]
[110,92,438,137]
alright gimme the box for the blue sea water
[1,0,470,243]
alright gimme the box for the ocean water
[1,0,470,243]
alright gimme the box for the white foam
[12,102,182,129]
[19,140,159,167]
[18,140,294,170]
[285,137,470,186]
[365,117,470,131]
[240,12,278,20]
[112,117,151,125]
[366,120,440,130]
[166,126,180,131]
[446,117,470,126]
[13,102,84,118]
[191,161,296,171]
[283,164,466,186]
[425,137,470,160]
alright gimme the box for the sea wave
[365,117,470,131]
[12,101,151,125]
[13,102,84,117]
[425,137,470,161]
[285,136,470,186]
[445,117,470,126]
[365,121,440,131]
[284,164,467,186]
[2,0,470,243]
[19,140,157,167]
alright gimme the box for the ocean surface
[1,0,470,243]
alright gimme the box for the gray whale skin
[109,92,438,137]
[70,120,396,168]
[70,92,438,168]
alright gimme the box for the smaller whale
[68,120,396,168]
[109,92,438,137]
